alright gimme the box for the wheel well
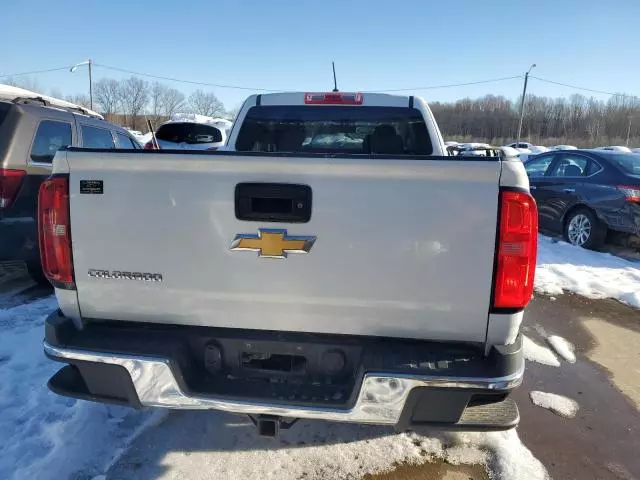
[562,204,604,230]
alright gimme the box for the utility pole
[88,59,93,110]
[626,116,633,147]
[70,59,93,110]
[516,64,536,146]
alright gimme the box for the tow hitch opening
[249,415,298,438]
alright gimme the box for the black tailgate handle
[235,183,312,223]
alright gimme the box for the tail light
[493,190,538,309]
[305,92,363,105]
[617,185,640,203]
[0,169,26,210]
[144,141,158,150]
[38,176,75,289]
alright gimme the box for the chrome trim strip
[44,342,523,424]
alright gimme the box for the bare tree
[148,82,185,127]
[226,105,241,121]
[64,94,92,109]
[94,78,121,117]
[49,88,63,100]
[150,81,165,122]
[188,89,225,117]
[161,87,185,118]
[4,76,42,92]
[120,76,149,129]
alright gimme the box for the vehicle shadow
[106,409,449,479]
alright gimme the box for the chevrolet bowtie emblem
[230,229,316,259]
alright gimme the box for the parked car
[0,85,140,283]
[524,150,640,248]
[144,121,227,150]
[42,91,535,436]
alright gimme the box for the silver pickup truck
[41,92,537,436]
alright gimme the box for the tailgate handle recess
[235,183,312,223]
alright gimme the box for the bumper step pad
[457,396,519,430]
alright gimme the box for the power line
[531,75,640,99]
[0,66,70,78]
[366,75,523,92]
[2,63,639,100]
[94,63,283,92]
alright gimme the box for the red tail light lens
[304,92,363,105]
[144,141,157,150]
[493,190,538,309]
[0,169,26,210]
[617,185,640,203]
[38,176,75,289]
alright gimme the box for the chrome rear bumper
[44,342,523,425]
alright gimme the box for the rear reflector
[0,169,26,210]
[493,190,538,309]
[38,176,75,289]
[304,92,363,105]
[616,185,640,202]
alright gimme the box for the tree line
[431,93,640,147]
[4,75,640,145]
[5,75,229,131]
[92,77,228,130]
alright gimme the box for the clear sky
[2,0,639,111]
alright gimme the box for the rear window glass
[0,102,12,127]
[610,153,640,175]
[156,123,223,144]
[116,132,138,149]
[235,106,433,155]
[82,125,115,149]
[30,120,72,163]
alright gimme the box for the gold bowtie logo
[230,229,316,259]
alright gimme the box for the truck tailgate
[67,152,500,343]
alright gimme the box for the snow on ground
[523,335,560,367]
[0,296,161,480]
[107,410,549,480]
[529,391,579,419]
[137,132,153,145]
[535,235,640,309]
[1,294,550,480]
[547,335,577,364]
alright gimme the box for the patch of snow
[108,410,549,480]
[530,391,579,418]
[549,145,577,150]
[168,112,233,131]
[547,335,576,363]
[137,132,153,145]
[596,146,632,153]
[0,296,159,480]
[535,235,640,309]
[530,145,549,154]
[451,430,549,480]
[523,335,560,367]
